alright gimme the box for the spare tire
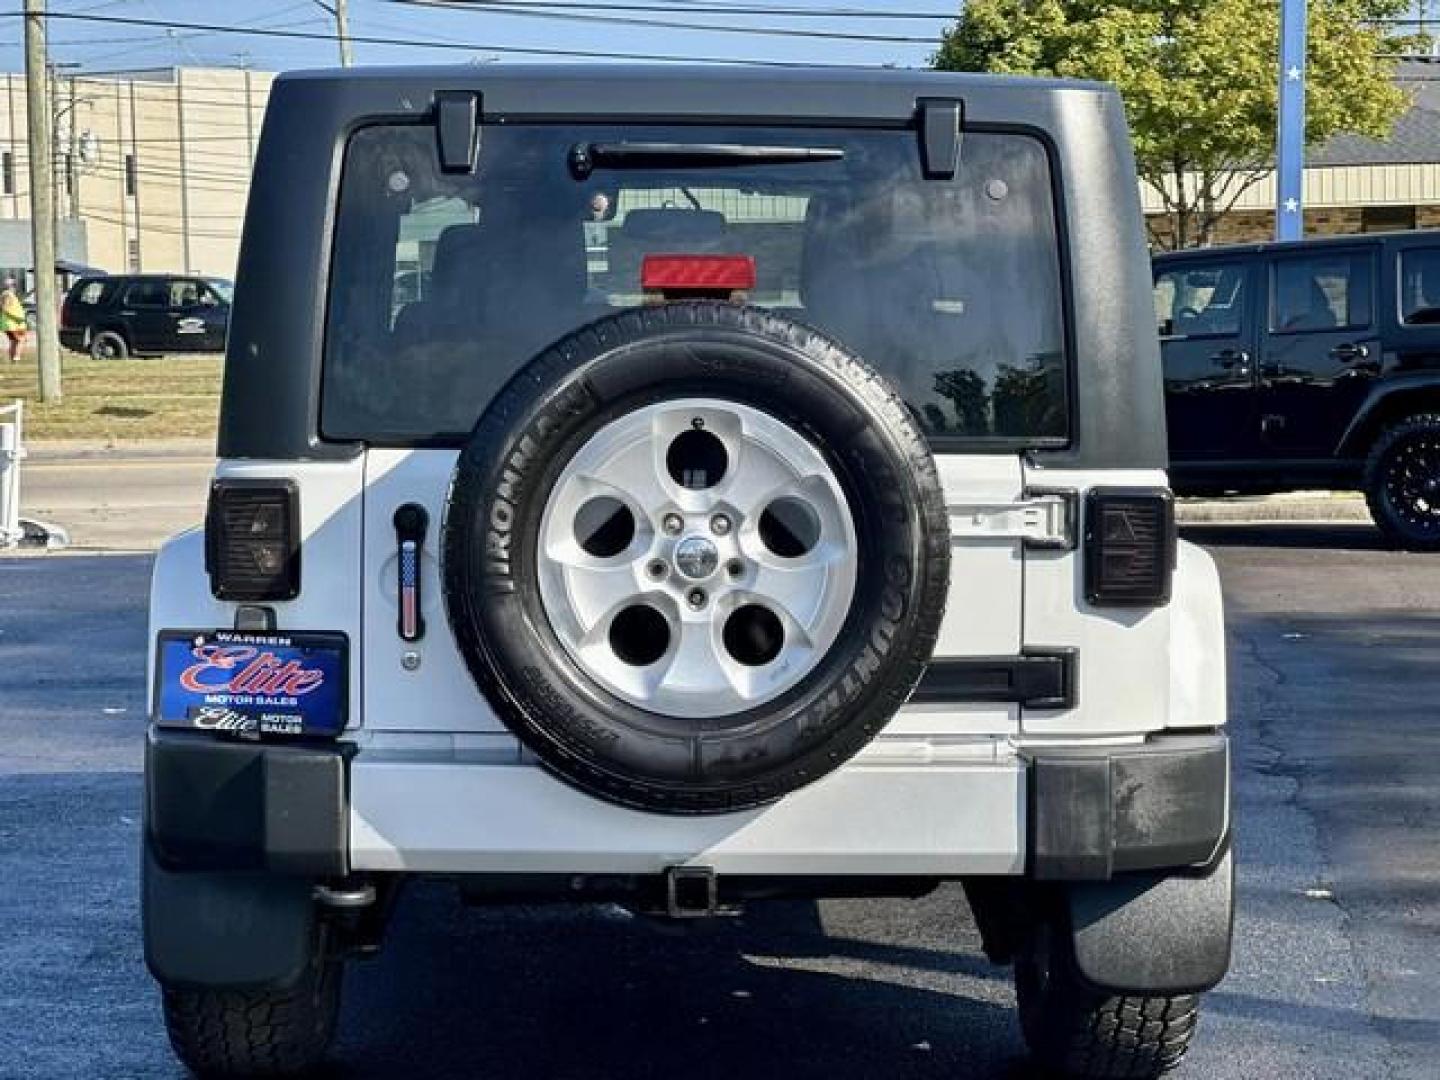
[443,302,948,814]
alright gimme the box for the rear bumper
[58,329,86,351]
[145,728,1228,882]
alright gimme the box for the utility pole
[24,0,61,403]
[336,0,353,66]
[233,53,256,170]
[46,60,59,239]
[314,1,354,66]
[1275,0,1307,242]
[65,73,78,220]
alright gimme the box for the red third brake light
[641,254,756,296]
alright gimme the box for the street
[18,447,212,551]
[1,525,1437,1079]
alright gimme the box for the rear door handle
[393,503,429,642]
[1210,348,1251,372]
[1331,342,1370,362]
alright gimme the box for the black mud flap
[1062,848,1234,995]
[143,844,316,990]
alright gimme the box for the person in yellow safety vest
[0,276,26,363]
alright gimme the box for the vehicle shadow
[330,881,1044,1080]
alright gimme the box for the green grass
[0,354,221,440]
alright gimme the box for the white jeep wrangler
[144,66,1231,1078]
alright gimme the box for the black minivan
[1155,231,1440,548]
[60,273,231,359]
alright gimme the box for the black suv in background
[1155,231,1440,548]
[60,273,231,359]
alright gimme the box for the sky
[0,1,955,75]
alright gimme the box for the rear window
[1154,263,1248,339]
[1399,248,1440,325]
[323,123,1068,446]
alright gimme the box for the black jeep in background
[1155,231,1440,549]
[59,273,231,360]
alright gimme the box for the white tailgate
[148,458,366,724]
[363,447,506,732]
[1019,465,1172,736]
[359,449,1026,737]
[887,453,1024,736]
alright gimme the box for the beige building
[0,66,272,281]
[1142,58,1440,247]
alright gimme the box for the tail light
[1083,488,1175,606]
[204,479,300,601]
[60,297,73,328]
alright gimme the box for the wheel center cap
[674,535,719,580]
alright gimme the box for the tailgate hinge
[947,490,1075,549]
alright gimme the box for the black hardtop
[274,62,1115,119]
[1154,228,1440,265]
[221,63,1166,469]
[74,272,204,287]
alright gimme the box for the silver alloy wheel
[537,398,858,719]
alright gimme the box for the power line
[388,0,944,42]
[81,208,240,238]
[16,10,897,68]
[77,159,255,190]
[57,3,323,69]
[392,1,957,19]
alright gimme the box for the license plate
[155,630,348,737]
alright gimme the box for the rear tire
[90,329,128,360]
[161,936,341,1078]
[1363,413,1440,551]
[1015,922,1199,1079]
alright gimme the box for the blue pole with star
[1276,0,1307,241]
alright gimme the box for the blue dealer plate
[155,630,348,737]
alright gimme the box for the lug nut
[647,559,668,580]
[687,588,707,609]
[710,514,732,536]
[662,513,684,536]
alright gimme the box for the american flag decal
[400,540,420,641]
[392,503,430,643]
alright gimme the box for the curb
[1177,494,1371,525]
[24,438,214,464]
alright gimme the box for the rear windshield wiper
[569,141,843,179]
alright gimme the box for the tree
[934,1,1414,248]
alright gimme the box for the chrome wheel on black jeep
[443,301,950,814]
[1364,413,1440,551]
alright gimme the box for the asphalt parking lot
[1,524,1437,1079]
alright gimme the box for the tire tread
[1017,928,1201,1079]
[161,957,339,1078]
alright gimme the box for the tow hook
[665,865,719,918]
[314,882,377,909]
[315,881,387,957]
